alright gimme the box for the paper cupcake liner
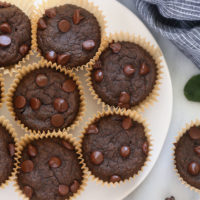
[32,0,107,72]
[78,107,152,186]
[0,0,35,77]
[0,73,5,108]
[173,120,200,194]
[86,32,163,112]
[0,116,18,189]
[13,131,88,200]
[7,60,85,135]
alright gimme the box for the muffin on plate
[0,117,17,187]
[87,32,163,111]
[15,134,86,199]
[7,63,85,134]
[90,41,157,109]
[80,109,151,184]
[0,1,31,69]
[36,3,103,69]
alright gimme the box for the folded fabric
[136,0,200,68]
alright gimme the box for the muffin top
[82,114,148,183]
[0,2,31,68]
[37,4,101,69]
[175,126,200,189]
[0,124,16,185]
[17,138,83,200]
[91,42,157,109]
[13,68,80,132]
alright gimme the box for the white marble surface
[117,1,200,200]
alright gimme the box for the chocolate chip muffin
[13,67,81,132]
[0,123,16,186]
[17,137,83,199]
[37,4,101,69]
[81,114,149,183]
[0,1,31,68]
[175,126,200,189]
[91,42,157,109]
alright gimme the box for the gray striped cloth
[135,0,200,68]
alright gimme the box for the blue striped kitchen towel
[136,0,200,68]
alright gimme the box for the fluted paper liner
[13,131,87,200]
[86,32,163,112]
[0,0,34,76]
[32,0,107,71]
[7,61,85,135]
[78,107,152,186]
[0,73,5,108]
[0,116,18,189]
[173,120,200,194]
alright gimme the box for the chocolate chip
[90,151,104,165]
[70,180,80,193]
[93,60,102,69]
[49,156,61,168]
[123,65,135,76]
[57,53,70,66]
[82,40,95,51]
[62,79,76,93]
[122,117,133,130]
[110,175,121,183]
[119,91,130,104]
[45,8,56,18]
[58,184,69,196]
[8,143,15,157]
[38,18,47,30]
[189,127,200,140]
[165,196,175,200]
[58,19,71,33]
[94,69,103,82]
[36,74,48,87]
[28,144,37,157]
[140,63,150,75]
[142,141,148,155]
[54,98,68,112]
[0,22,11,33]
[62,140,74,150]
[51,114,64,128]
[23,186,33,198]
[110,42,121,53]
[188,162,200,176]
[45,51,57,62]
[21,160,34,173]
[0,35,11,47]
[19,44,29,56]
[120,146,131,158]
[194,146,200,156]
[30,97,41,110]
[87,124,98,134]
[73,9,84,25]
[14,96,26,109]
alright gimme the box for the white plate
[0,0,173,199]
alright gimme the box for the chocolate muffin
[175,126,200,189]
[0,2,31,68]
[13,67,81,132]
[81,114,149,183]
[0,123,16,186]
[17,137,83,199]
[91,42,157,109]
[37,4,101,69]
